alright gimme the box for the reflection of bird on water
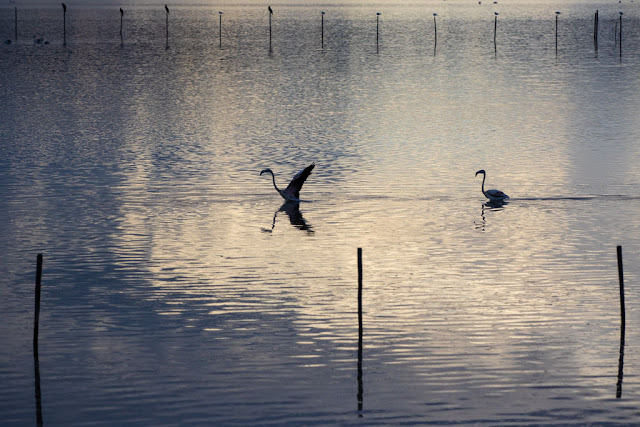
[262,201,314,233]
[475,169,509,202]
[260,163,315,202]
[268,6,273,14]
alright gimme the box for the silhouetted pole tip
[120,8,123,15]
[376,12,381,15]
[321,11,325,15]
[165,5,169,14]
[268,6,273,14]
[62,3,66,12]
[219,11,223,14]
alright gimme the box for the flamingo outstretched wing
[282,163,315,200]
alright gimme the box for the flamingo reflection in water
[262,201,314,233]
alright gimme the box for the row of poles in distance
[6,5,626,56]
[31,244,629,413]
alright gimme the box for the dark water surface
[2,2,640,425]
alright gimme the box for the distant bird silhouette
[165,5,169,14]
[260,163,315,202]
[268,6,273,14]
[475,169,509,202]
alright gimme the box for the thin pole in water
[219,11,223,47]
[555,12,560,55]
[619,12,623,58]
[594,10,599,50]
[62,3,66,45]
[357,248,363,413]
[15,6,18,41]
[165,5,169,47]
[33,254,44,426]
[376,12,381,53]
[616,245,626,398]
[433,13,437,47]
[120,8,123,43]
[617,246,625,325]
[268,6,273,49]
[494,12,498,51]
[33,254,43,349]
[321,11,325,49]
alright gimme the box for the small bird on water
[475,169,509,202]
[260,163,315,202]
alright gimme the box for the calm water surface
[2,1,640,425]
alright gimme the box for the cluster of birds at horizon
[261,163,509,203]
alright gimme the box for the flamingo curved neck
[267,171,281,193]
[480,173,486,195]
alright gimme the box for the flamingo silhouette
[260,163,315,202]
[475,169,509,202]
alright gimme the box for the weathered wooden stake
[555,12,560,55]
[594,10,599,49]
[165,5,169,47]
[616,245,625,398]
[357,247,363,412]
[617,246,625,324]
[33,253,44,426]
[33,254,43,348]
[494,12,498,51]
[268,6,273,48]
[321,11,325,48]
[376,12,381,53]
[62,3,66,45]
[619,12,623,58]
[433,13,437,46]
[219,11,223,47]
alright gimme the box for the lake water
[2,1,640,425]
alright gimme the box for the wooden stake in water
[165,5,169,47]
[321,11,325,49]
[594,10,599,49]
[617,246,625,324]
[433,13,437,47]
[33,254,44,427]
[357,248,363,413]
[268,6,273,49]
[62,3,66,45]
[619,12,623,58]
[376,12,381,53]
[33,254,43,348]
[616,245,626,398]
[555,12,560,55]
[494,12,498,51]
[219,11,223,47]
[120,8,124,42]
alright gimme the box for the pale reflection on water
[2,2,640,425]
